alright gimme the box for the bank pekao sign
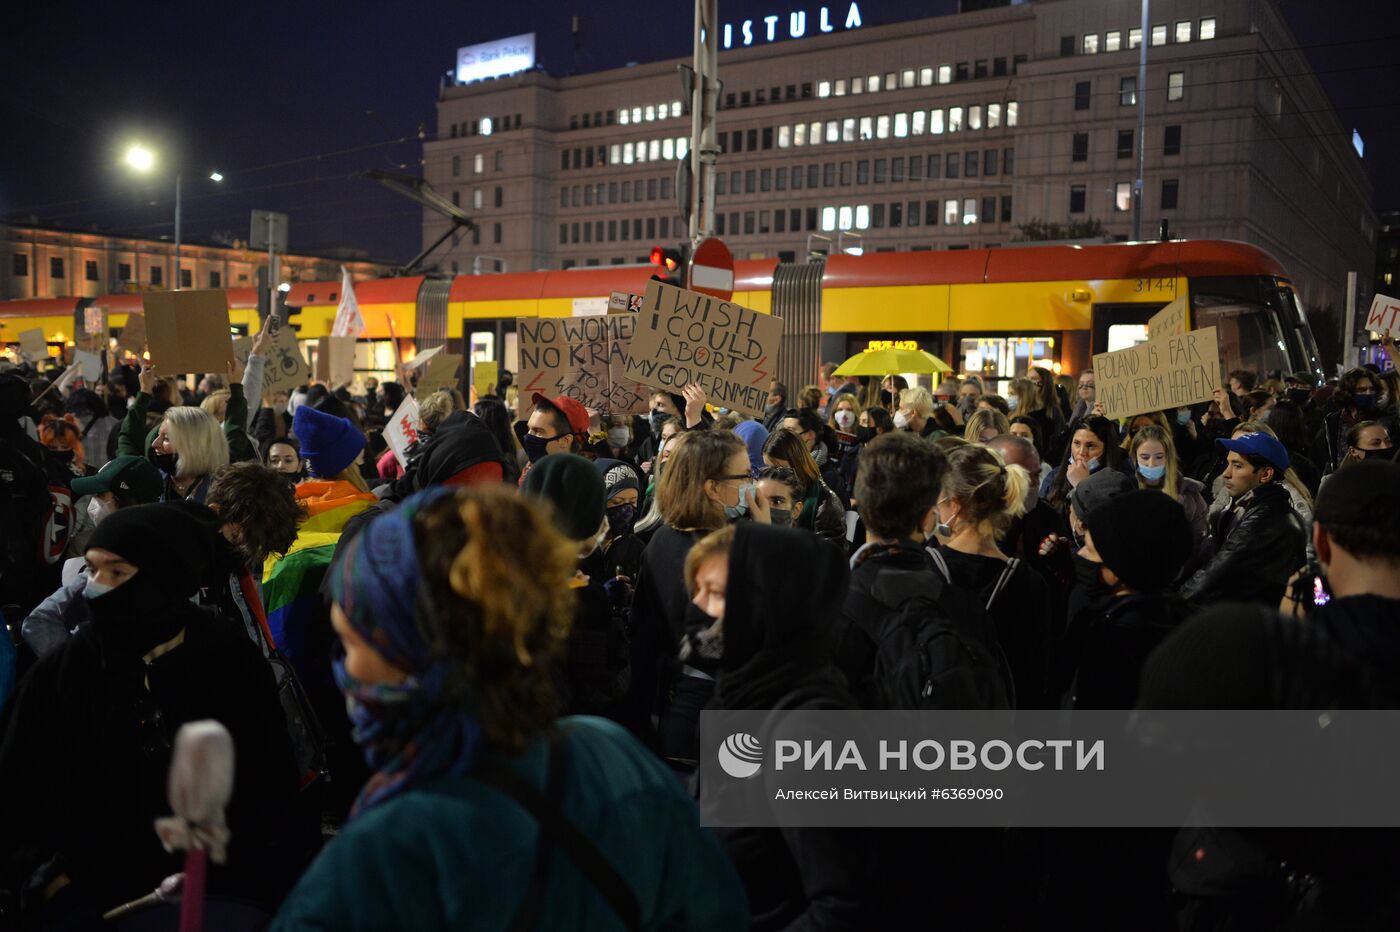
[456,33,536,85]
[723,3,863,49]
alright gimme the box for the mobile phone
[1312,575,1331,606]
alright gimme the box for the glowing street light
[121,146,225,289]
[124,144,156,173]
[209,171,224,182]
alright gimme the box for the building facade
[424,0,1373,313]
[1,223,391,301]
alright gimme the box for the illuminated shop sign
[865,340,918,352]
[723,3,863,49]
[456,33,536,84]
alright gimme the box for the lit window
[884,72,896,90]
[1115,182,1132,211]
[1007,101,1018,126]
[623,142,634,164]
[474,153,484,173]
[1120,77,1137,106]
[671,100,682,117]
[1199,17,1217,40]
[938,64,952,84]
[1128,28,1142,49]
[987,103,1002,128]
[834,78,847,96]
[1151,24,1167,46]
[948,107,964,132]
[677,137,689,159]
[962,198,977,225]
[795,123,807,146]
[843,117,856,142]
[876,115,890,139]
[838,206,853,230]
[644,105,655,121]
[649,139,660,160]
[1167,71,1184,101]
[619,109,630,125]
[1175,21,1191,43]
[901,68,915,88]
[818,80,831,97]
[856,205,870,228]
[631,107,641,123]
[912,110,926,135]
[1105,31,1121,52]
[473,189,483,209]
[1083,34,1099,54]
[778,125,791,147]
[894,112,908,137]
[609,144,620,164]
[852,76,864,94]
[930,109,945,134]
[859,116,873,140]
[480,117,494,136]
[868,73,881,92]
[810,121,822,144]
[945,199,959,225]
[969,105,983,130]
[663,138,675,159]
[821,206,837,231]
[826,120,839,143]
[919,67,933,86]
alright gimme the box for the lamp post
[123,145,222,289]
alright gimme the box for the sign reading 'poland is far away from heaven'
[1092,326,1222,421]
[623,280,784,419]
[516,314,650,417]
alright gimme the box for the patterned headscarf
[327,487,482,817]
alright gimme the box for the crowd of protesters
[1,329,1399,930]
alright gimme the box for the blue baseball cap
[1217,432,1290,473]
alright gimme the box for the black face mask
[648,411,669,435]
[1286,388,1310,405]
[152,451,177,475]
[606,503,636,537]
[522,433,557,464]
[87,571,190,659]
[1362,446,1396,461]
[1072,552,1113,604]
[855,425,877,444]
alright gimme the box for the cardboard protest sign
[1365,294,1400,335]
[144,290,236,374]
[1093,326,1222,420]
[384,394,421,467]
[80,305,108,352]
[18,328,48,360]
[1146,297,1189,338]
[74,349,103,383]
[234,322,309,397]
[472,360,498,399]
[622,280,784,419]
[516,315,649,417]
[403,345,444,371]
[117,312,147,358]
[416,352,462,396]
[315,335,356,386]
[609,291,643,314]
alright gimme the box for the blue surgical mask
[1176,409,1191,426]
[724,482,754,520]
[1087,457,1102,472]
[1138,463,1167,482]
[1007,397,1019,411]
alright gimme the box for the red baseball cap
[531,392,590,437]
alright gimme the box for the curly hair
[206,462,305,564]
[413,487,576,751]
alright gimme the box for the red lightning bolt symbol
[750,354,769,385]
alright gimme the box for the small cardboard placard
[472,360,498,399]
[609,291,643,314]
[416,352,462,396]
[403,345,444,371]
[571,297,608,317]
[144,290,236,374]
[516,314,649,417]
[73,349,103,383]
[231,322,310,398]
[384,394,421,467]
[315,335,356,386]
[18,328,47,360]
[80,305,108,352]
[1365,293,1400,336]
[622,280,784,419]
[117,312,147,358]
[1146,296,1189,338]
[1093,326,1222,421]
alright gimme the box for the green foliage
[1013,218,1107,242]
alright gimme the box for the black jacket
[1068,592,1189,709]
[388,409,508,501]
[1181,482,1306,609]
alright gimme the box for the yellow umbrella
[833,347,952,377]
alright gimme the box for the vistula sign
[722,3,864,49]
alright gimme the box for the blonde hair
[1121,411,1171,451]
[200,389,231,421]
[1007,378,1036,414]
[826,392,862,430]
[163,406,229,479]
[964,408,1011,443]
[657,429,746,532]
[899,386,934,418]
[942,443,1030,538]
[418,389,461,432]
[1130,425,1181,499]
[684,524,737,596]
[1233,420,1313,507]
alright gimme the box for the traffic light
[649,244,687,288]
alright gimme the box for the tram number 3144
[1134,278,1175,293]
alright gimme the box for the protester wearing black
[1181,433,1306,609]
[594,458,646,585]
[1314,367,1395,471]
[0,372,71,619]
[0,504,318,923]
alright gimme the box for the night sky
[3,1,1397,266]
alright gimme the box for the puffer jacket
[798,480,848,553]
[1181,482,1306,609]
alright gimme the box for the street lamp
[121,144,223,289]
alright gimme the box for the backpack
[854,555,1014,711]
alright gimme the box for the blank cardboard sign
[143,290,236,374]
[315,335,356,386]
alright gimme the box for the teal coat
[271,716,748,931]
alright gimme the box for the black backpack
[853,554,1014,711]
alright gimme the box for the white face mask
[84,572,113,599]
[893,411,911,431]
[834,410,856,430]
[86,496,113,527]
[606,428,630,448]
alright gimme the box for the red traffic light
[650,246,681,272]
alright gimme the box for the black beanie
[522,453,606,541]
[1083,489,1193,592]
[87,502,217,602]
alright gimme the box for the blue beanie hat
[293,404,367,478]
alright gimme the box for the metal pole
[1343,270,1358,373]
[267,213,278,321]
[174,174,182,289]
[689,0,719,242]
[1132,0,1148,240]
